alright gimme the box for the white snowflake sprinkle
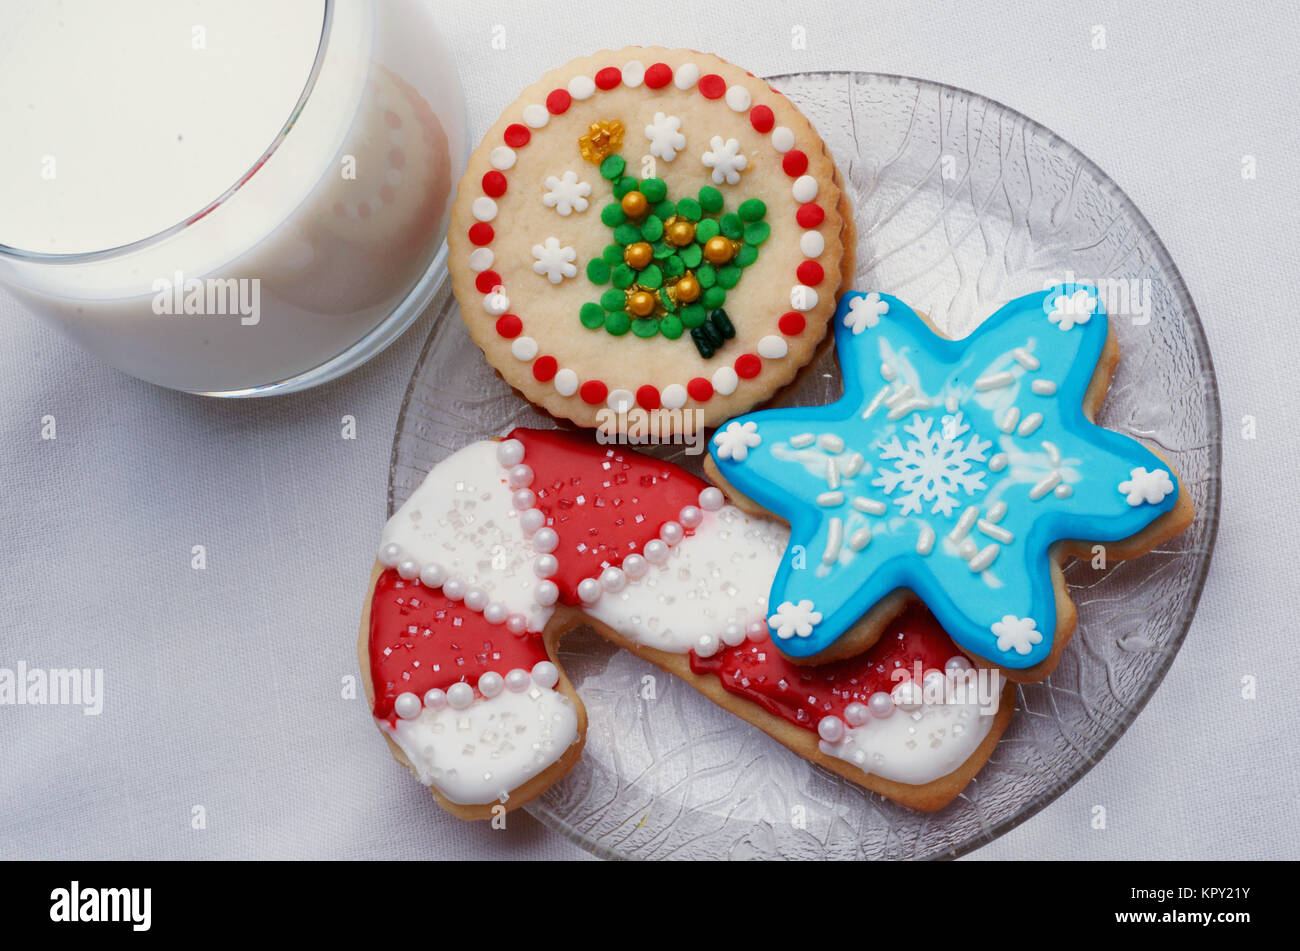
[541,170,591,216]
[844,292,888,334]
[873,413,990,517]
[713,420,762,461]
[701,135,747,185]
[769,599,823,640]
[1118,466,1174,505]
[531,237,578,284]
[1047,289,1097,331]
[992,615,1042,655]
[644,112,686,162]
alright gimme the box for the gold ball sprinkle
[627,290,657,317]
[674,275,701,303]
[621,190,649,219]
[624,241,654,269]
[703,235,735,265]
[666,219,696,247]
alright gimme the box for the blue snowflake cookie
[708,286,1182,669]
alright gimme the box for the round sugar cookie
[447,47,850,433]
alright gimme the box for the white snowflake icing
[701,135,747,185]
[873,412,991,516]
[713,420,762,461]
[1047,289,1097,331]
[845,292,888,334]
[1118,466,1174,506]
[541,170,591,216]
[992,615,1042,655]
[644,112,686,162]
[769,599,823,640]
[531,237,577,284]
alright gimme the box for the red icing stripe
[546,89,572,114]
[796,203,824,228]
[595,67,622,90]
[796,261,824,286]
[510,428,706,603]
[481,170,507,197]
[689,602,963,732]
[734,353,762,378]
[749,104,775,133]
[475,270,503,294]
[503,123,530,148]
[644,63,673,89]
[778,311,806,336]
[698,74,726,99]
[495,314,522,338]
[532,355,558,382]
[636,384,661,410]
[368,569,548,724]
[468,222,494,246]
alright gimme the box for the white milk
[0,0,464,393]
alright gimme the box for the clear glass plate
[387,72,1221,860]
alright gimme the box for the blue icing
[709,286,1179,668]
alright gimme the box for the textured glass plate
[388,72,1220,860]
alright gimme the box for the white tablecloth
[2,0,1296,860]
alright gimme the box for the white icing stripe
[385,678,578,804]
[818,689,996,785]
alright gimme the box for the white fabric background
[2,0,1297,860]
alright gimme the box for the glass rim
[0,0,335,265]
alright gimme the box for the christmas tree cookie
[448,47,852,433]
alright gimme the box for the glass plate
[387,72,1221,860]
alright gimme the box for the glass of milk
[0,0,466,395]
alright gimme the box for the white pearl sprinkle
[534,580,559,606]
[379,543,403,567]
[447,682,474,710]
[442,578,466,601]
[478,672,504,699]
[695,633,721,658]
[512,488,536,510]
[721,623,746,646]
[659,520,684,545]
[892,680,923,712]
[505,668,531,692]
[868,691,895,718]
[396,559,419,580]
[599,567,626,593]
[394,692,422,720]
[531,661,560,689]
[817,715,845,743]
[533,554,558,578]
[423,688,447,711]
[643,539,670,564]
[746,620,767,642]
[505,614,528,635]
[419,563,446,589]
[698,487,725,511]
[771,126,795,152]
[792,175,818,202]
[520,508,546,534]
[484,602,509,625]
[496,439,525,467]
[577,577,602,603]
[844,702,870,727]
[945,655,973,674]
[464,585,489,612]
[507,464,534,488]
[532,527,559,553]
[622,554,648,580]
